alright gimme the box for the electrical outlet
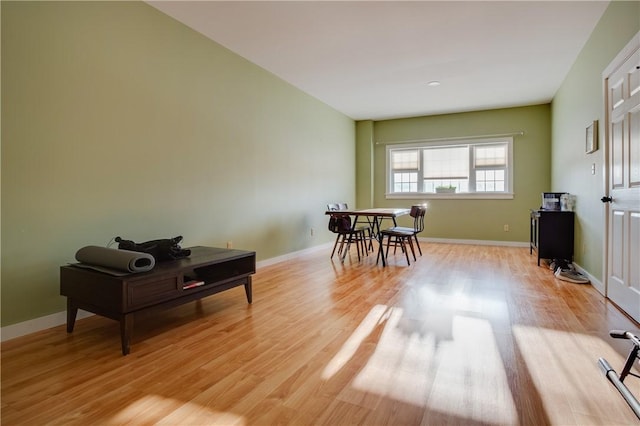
[226,241,233,249]
[503,224,510,232]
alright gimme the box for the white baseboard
[572,262,603,295]
[255,242,332,268]
[1,309,94,342]
[1,243,335,343]
[423,237,529,248]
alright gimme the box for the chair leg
[406,236,417,261]
[413,234,422,256]
[342,232,360,262]
[339,231,373,262]
[330,234,342,259]
[354,232,361,261]
[359,230,368,256]
[387,235,402,256]
[400,238,410,265]
[338,234,348,257]
[340,236,347,262]
[365,230,371,254]
[385,236,392,259]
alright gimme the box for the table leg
[66,298,78,333]
[120,314,133,356]
[372,217,387,267]
[244,277,253,304]
[376,237,386,266]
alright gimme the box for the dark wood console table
[530,210,574,266]
[60,246,256,355]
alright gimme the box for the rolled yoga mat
[74,245,155,275]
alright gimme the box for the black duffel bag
[114,235,191,262]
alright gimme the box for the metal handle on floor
[598,330,640,420]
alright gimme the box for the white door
[603,33,640,323]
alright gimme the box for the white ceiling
[148,1,610,121]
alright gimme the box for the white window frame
[385,136,514,200]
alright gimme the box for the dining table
[325,207,411,266]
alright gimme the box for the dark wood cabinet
[530,210,574,266]
[60,246,256,355]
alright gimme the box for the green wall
[356,104,551,242]
[1,1,355,326]
[551,0,639,282]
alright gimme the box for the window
[386,137,513,199]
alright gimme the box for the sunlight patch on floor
[322,304,389,380]
[111,395,245,425]
[513,325,640,424]
[351,305,437,407]
[322,301,518,424]
[426,315,517,424]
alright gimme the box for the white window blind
[474,145,506,167]
[391,150,419,169]
[423,146,469,179]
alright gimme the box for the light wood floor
[2,243,639,425]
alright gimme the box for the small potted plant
[435,185,456,194]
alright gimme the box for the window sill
[386,192,514,200]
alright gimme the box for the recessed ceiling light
[426,80,441,87]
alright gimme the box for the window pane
[423,146,469,179]
[392,150,419,169]
[394,172,417,193]
[475,168,505,192]
[475,144,506,167]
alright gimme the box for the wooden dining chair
[339,203,375,253]
[327,203,370,261]
[379,204,427,265]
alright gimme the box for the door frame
[600,30,640,298]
